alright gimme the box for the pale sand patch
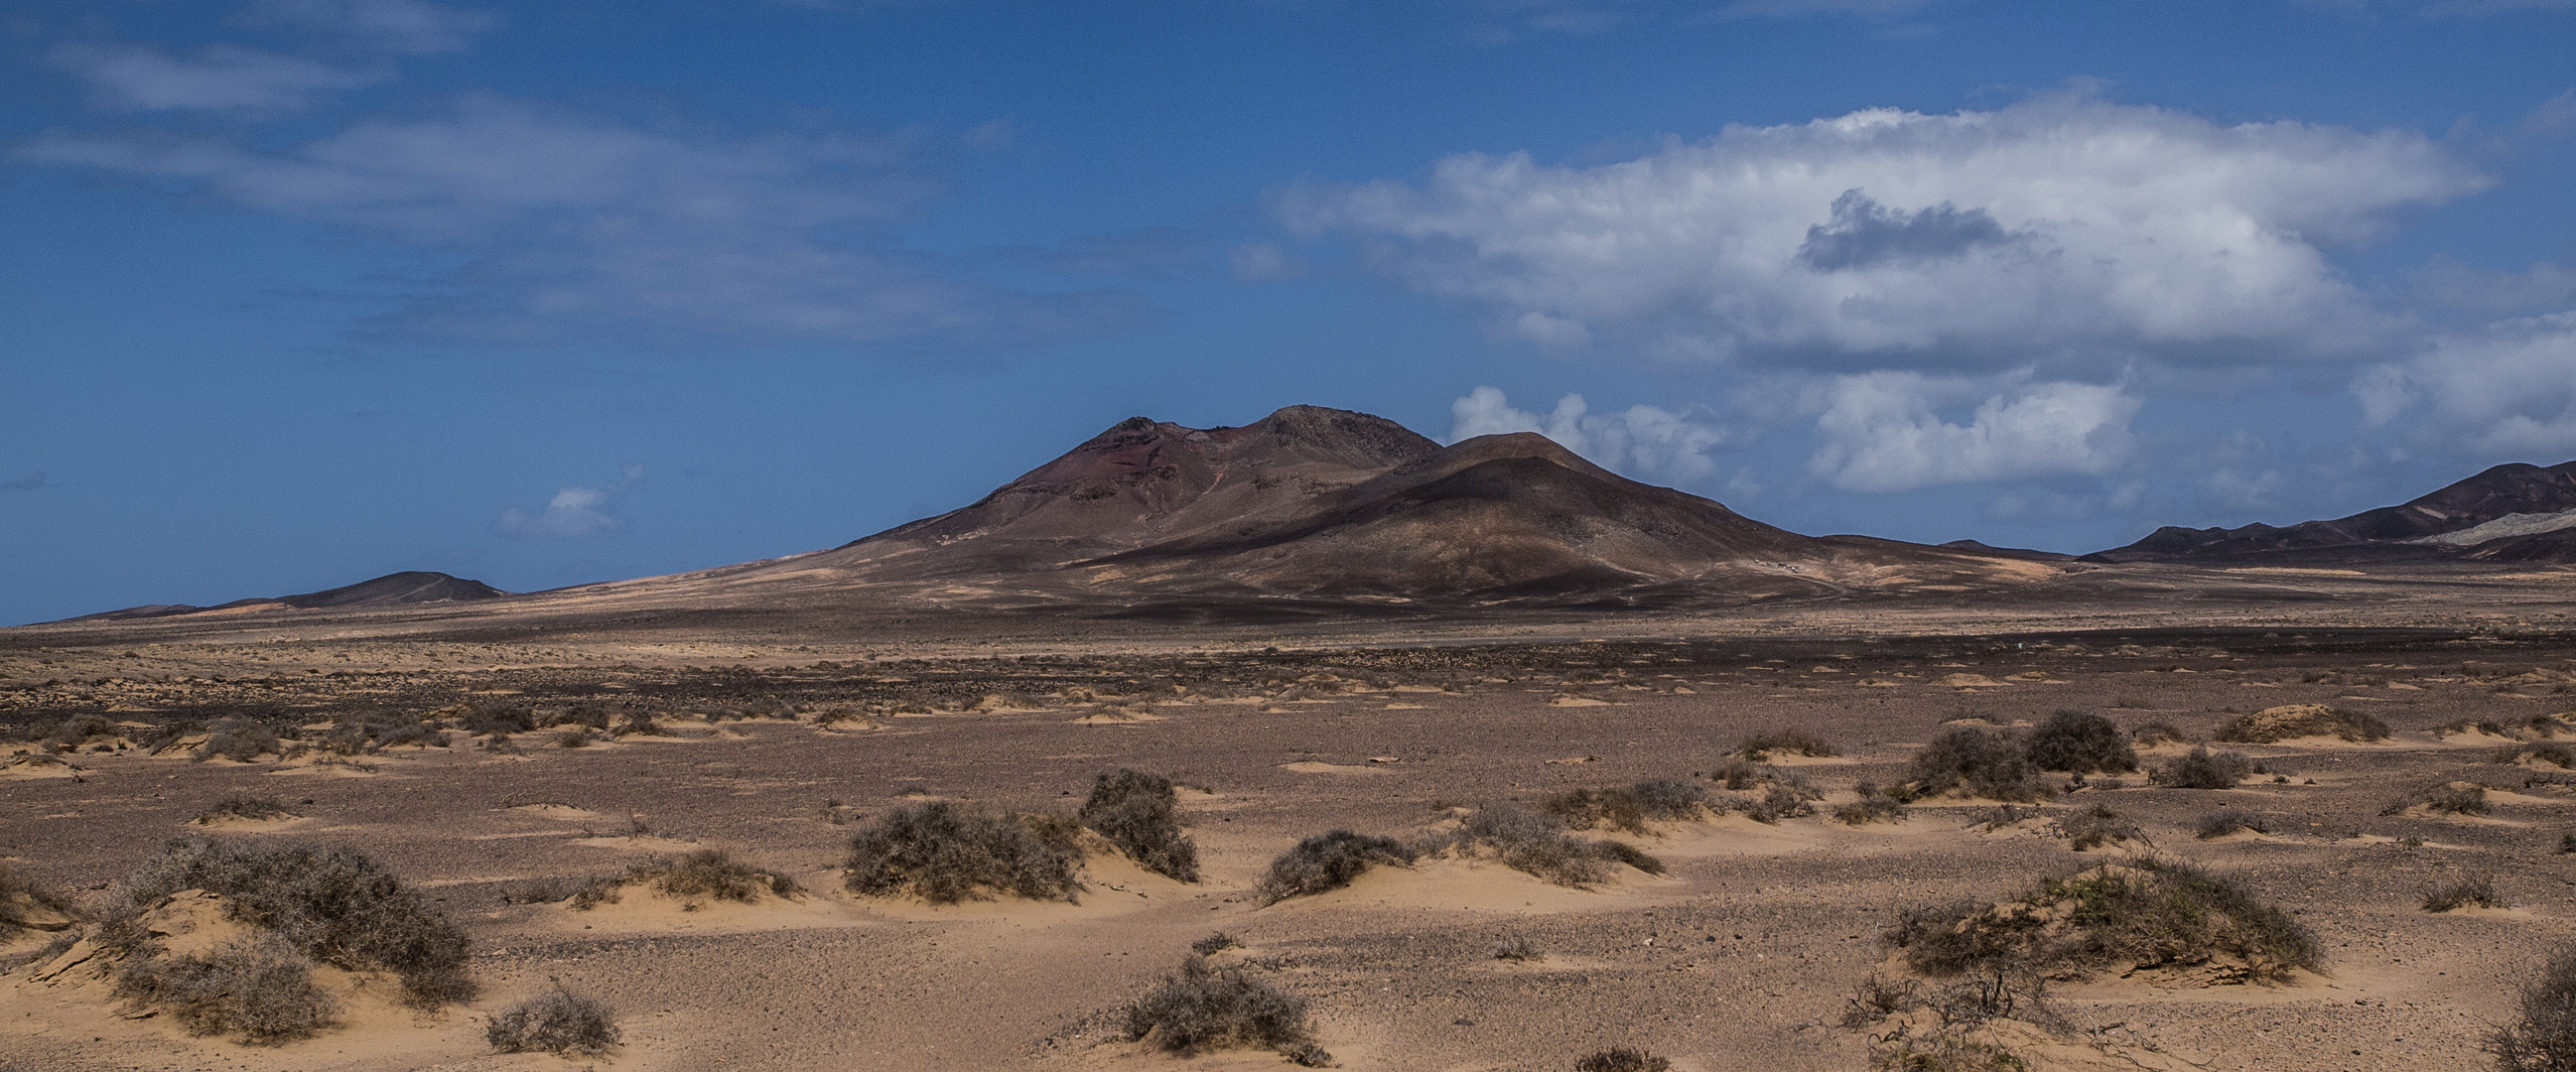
[1382,702,1427,709]
[1934,673,2005,687]
[1069,707,1165,726]
[189,813,308,831]
[1758,753,1850,766]
[1279,761,1384,775]
[0,756,84,779]
[1547,696,1613,707]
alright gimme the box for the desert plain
[4,565,2576,1072]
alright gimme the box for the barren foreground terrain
[5,606,2576,1070]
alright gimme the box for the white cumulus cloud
[1288,96,2486,374]
[1448,386,1729,484]
[1805,374,2142,492]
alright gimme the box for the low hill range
[37,405,2576,626]
[72,571,508,622]
[2090,460,2576,565]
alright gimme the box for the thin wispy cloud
[21,97,1150,352]
[50,43,385,111]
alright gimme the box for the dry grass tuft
[1574,1048,1672,1072]
[487,983,619,1056]
[1123,955,1329,1066]
[2490,943,2576,1071]
[2153,746,2250,790]
[2423,874,2508,912]
[1734,730,1839,761]
[114,933,337,1044]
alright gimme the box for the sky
[2,0,2573,623]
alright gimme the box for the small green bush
[844,801,1084,904]
[2024,711,2137,773]
[1080,769,1201,882]
[1255,830,1417,904]
[487,984,620,1056]
[1124,955,1328,1066]
[2154,746,2250,790]
[1908,728,2053,802]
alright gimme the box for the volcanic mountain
[691,405,2053,605]
[68,572,510,622]
[2090,460,2576,565]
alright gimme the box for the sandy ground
[4,605,2576,1070]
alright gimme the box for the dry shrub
[1190,931,1240,956]
[487,983,620,1056]
[0,866,75,940]
[1433,805,1662,886]
[1492,933,1539,961]
[2196,809,2270,839]
[2214,704,2388,744]
[1735,730,1839,761]
[2423,874,2508,912]
[1123,955,1329,1066]
[455,704,536,737]
[2023,711,2137,773]
[570,849,799,909]
[2153,746,2250,790]
[843,801,1084,903]
[1885,858,2320,983]
[196,796,293,824]
[114,837,475,1006]
[195,720,282,762]
[2381,782,2494,817]
[2490,943,2576,1071]
[1256,831,1417,904]
[2497,742,2576,769]
[1907,728,2053,802]
[1833,782,1910,826]
[1575,1048,1672,1072]
[115,933,337,1044]
[1841,966,2050,1072]
[1080,769,1201,882]
[1543,780,1706,834]
[2053,805,2142,851]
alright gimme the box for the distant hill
[753,405,2048,603]
[68,572,509,622]
[2090,461,2576,564]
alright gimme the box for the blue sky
[3,0,2572,622]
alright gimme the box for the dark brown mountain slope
[768,407,2052,603]
[2090,460,2576,564]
